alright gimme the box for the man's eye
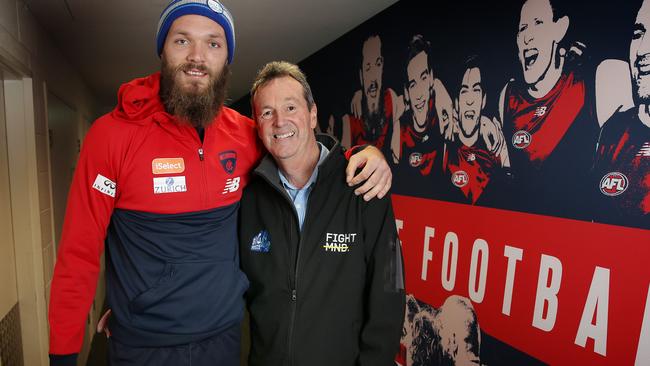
[287,105,296,112]
[175,39,189,45]
[633,30,645,40]
[209,42,220,48]
[535,19,543,26]
[261,110,273,119]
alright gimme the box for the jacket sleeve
[48,119,120,356]
[358,194,405,366]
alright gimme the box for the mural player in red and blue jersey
[592,0,650,229]
[445,56,505,205]
[499,0,599,220]
[392,35,455,198]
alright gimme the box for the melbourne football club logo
[512,130,532,149]
[452,170,469,188]
[219,150,237,174]
[409,152,423,167]
[250,230,271,253]
[599,172,628,196]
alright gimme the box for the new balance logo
[637,142,650,157]
[534,106,547,117]
[222,177,241,194]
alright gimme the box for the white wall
[0,1,102,365]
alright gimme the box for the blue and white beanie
[156,0,236,64]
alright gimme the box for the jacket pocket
[128,259,249,334]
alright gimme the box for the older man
[239,61,404,366]
[48,1,391,365]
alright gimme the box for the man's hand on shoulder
[346,145,392,201]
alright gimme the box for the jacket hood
[111,72,168,125]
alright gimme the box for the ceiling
[25,0,399,110]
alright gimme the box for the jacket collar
[254,134,344,192]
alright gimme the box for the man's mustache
[634,54,650,72]
[177,63,210,74]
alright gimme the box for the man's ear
[554,15,570,42]
[404,85,410,105]
[310,104,318,129]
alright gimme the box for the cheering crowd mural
[234,0,650,364]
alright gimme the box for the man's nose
[187,43,206,63]
[638,34,650,56]
[523,30,533,45]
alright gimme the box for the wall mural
[235,0,650,364]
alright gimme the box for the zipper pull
[291,289,297,301]
[198,148,204,161]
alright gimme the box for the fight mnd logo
[322,232,358,253]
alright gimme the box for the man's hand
[351,90,363,118]
[433,78,454,138]
[97,309,112,337]
[481,117,504,155]
[346,145,392,201]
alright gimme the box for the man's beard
[159,59,230,128]
[361,91,386,142]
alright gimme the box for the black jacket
[239,135,405,366]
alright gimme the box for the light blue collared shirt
[278,142,329,230]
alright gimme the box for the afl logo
[599,172,628,196]
[512,130,531,149]
[452,170,469,188]
[409,152,423,167]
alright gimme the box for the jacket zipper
[255,171,307,366]
[287,214,305,366]
[198,146,208,207]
